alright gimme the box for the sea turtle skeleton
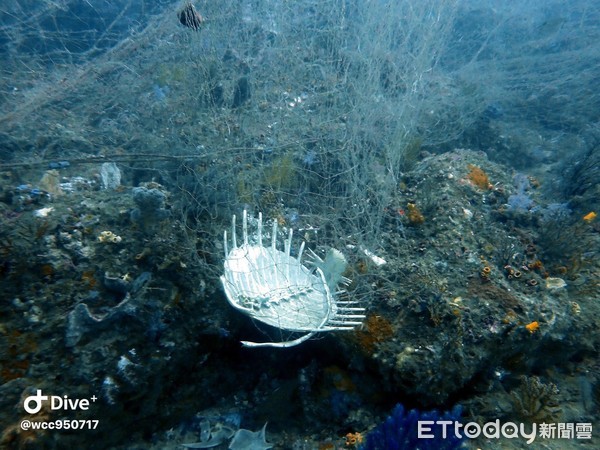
[220,211,366,348]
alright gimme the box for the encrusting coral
[467,164,492,190]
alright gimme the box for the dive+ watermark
[24,389,96,414]
[21,389,100,431]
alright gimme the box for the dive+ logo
[24,389,97,414]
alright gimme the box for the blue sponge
[359,403,464,450]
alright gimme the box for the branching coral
[510,375,560,422]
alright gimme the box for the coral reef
[100,162,121,190]
[466,164,491,190]
[0,147,598,449]
[510,376,561,422]
[345,432,364,447]
[39,169,63,197]
[65,271,152,347]
[355,315,394,353]
[130,184,170,231]
[1,0,599,447]
[507,173,534,212]
[97,230,122,243]
[583,211,597,222]
[406,203,425,225]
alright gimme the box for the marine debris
[229,423,272,450]
[178,2,204,31]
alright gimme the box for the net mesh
[454,0,600,132]
[0,1,468,243]
[1,0,598,255]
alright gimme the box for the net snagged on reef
[0,0,467,244]
[1,0,598,253]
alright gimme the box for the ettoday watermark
[418,420,593,444]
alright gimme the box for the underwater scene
[0,0,598,449]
